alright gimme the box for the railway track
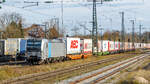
[2,52,149,84]
[68,53,150,84]
[0,61,26,66]
[0,56,26,66]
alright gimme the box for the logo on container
[84,43,88,49]
[70,40,78,49]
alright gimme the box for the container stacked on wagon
[0,37,150,64]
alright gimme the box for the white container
[98,40,102,52]
[139,43,141,48]
[115,41,119,51]
[144,43,147,48]
[82,39,92,53]
[135,43,139,48]
[5,39,18,56]
[141,43,144,48]
[5,38,27,56]
[119,42,123,50]
[134,43,137,48]
[102,40,109,52]
[66,38,81,54]
[109,41,114,51]
[147,43,150,48]
[129,42,132,49]
[80,39,84,52]
[92,40,102,52]
[48,42,66,58]
[125,42,128,50]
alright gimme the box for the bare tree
[0,12,22,30]
[45,18,64,38]
[0,12,23,38]
[47,26,59,39]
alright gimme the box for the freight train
[25,37,149,64]
[0,38,149,64]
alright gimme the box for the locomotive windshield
[27,40,42,52]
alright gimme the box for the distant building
[24,24,45,38]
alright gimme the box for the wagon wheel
[81,55,84,59]
[38,60,44,65]
[46,59,49,64]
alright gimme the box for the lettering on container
[70,40,78,49]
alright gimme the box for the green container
[0,6,1,9]
[3,0,5,2]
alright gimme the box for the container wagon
[119,42,124,53]
[129,42,135,51]
[135,43,139,49]
[118,42,121,52]
[108,41,115,54]
[80,39,92,58]
[124,42,129,52]
[66,37,81,60]
[5,38,27,60]
[114,41,119,53]
[102,40,109,55]
[0,40,10,62]
[146,43,150,49]
[128,42,131,51]
[98,40,103,56]
[144,43,147,49]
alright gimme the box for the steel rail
[2,53,144,84]
[69,54,149,84]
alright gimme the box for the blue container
[19,39,27,55]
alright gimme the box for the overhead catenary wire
[1,0,148,36]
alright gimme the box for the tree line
[0,12,62,39]
[0,12,149,43]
